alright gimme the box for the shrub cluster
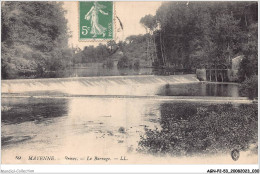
[138,103,257,156]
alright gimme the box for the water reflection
[1,98,68,125]
[158,83,241,97]
[69,63,153,77]
[1,96,257,163]
[1,97,161,155]
[1,98,68,148]
[138,103,258,156]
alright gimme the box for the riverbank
[2,97,257,164]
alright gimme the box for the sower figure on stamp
[85,1,108,37]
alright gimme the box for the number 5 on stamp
[79,1,114,40]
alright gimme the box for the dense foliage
[239,75,258,99]
[153,1,257,71]
[237,23,258,82]
[73,35,149,68]
[138,103,258,156]
[73,41,118,64]
[1,2,72,79]
[1,2,257,80]
[76,2,258,76]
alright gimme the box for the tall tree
[140,15,158,66]
[154,1,257,73]
[2,1,71,78]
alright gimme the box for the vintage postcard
[1,0,259,172]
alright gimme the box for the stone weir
[2,74,199,96]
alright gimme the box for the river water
[70,63,154,77]
[1,75,257,164]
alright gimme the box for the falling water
[2,74,199,96]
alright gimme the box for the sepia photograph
[1,0,258,170]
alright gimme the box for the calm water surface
[158,83,241,97]
[1,78,257,164]
[69,63,154,77]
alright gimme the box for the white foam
[2,75,199,96]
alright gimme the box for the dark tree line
[140,1,257,80]
[73,40,119,64]
[140,1,258,98]
[1,1,73,79]
[73,35,150,68]
[1,1,257,82]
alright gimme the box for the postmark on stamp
[79,1,114,40]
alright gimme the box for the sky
[63,1,162,49]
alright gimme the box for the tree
[140,15,158,66]
[1,1,71,78]
[154,1,257,73]
[238,23,258,82]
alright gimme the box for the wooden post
[147,36,150,62]
[209,69,212,82]
[221,70,224,82]
[215,64,217,82]
[159,32,165,66]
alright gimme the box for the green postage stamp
[79,1,114,40]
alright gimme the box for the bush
[133,60,140,70]
[137,103,258,156]
[1,61,18,79]
[239,75,258,100]
[117,56,130,69]
[238,57,257,82]
[106,60,114,69]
